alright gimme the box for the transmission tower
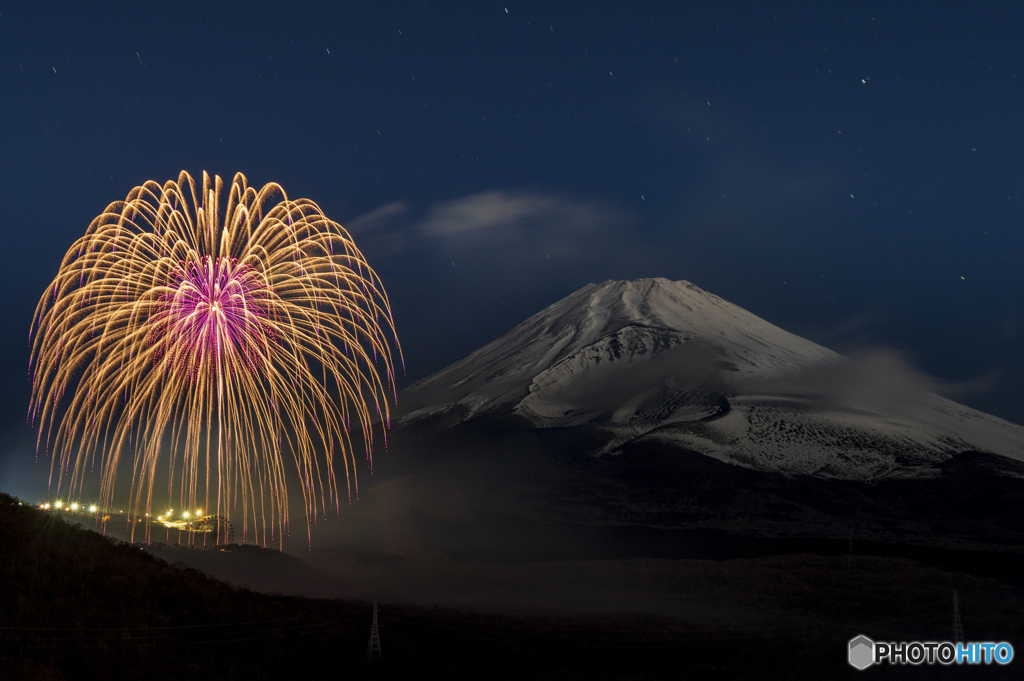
[367,601,382,661]
[952,590,964,643]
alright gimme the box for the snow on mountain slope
[399,278,1024,480]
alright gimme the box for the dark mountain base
[372,417,1024,572]
[403,508,1024,586]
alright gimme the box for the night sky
[2,1,1023,497]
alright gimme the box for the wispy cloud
[417,190,629,241]
[741,349,1004,417]
[343,201,411,257]
[345,189,634,263]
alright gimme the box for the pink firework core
[156,256,275,381]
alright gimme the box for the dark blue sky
[1,1,1022,493]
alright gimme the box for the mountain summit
[400,278,1024,480]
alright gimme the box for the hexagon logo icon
[849,635,875,670]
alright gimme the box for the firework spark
[28,171,401,545]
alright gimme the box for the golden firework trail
[28,171,402,545]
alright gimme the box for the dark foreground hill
[4,492,1024,680]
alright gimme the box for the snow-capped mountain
[399,278,1024,480]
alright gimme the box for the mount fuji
[398,278,1024,481]
[335,278,1024,560]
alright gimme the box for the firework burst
[28,171,401,545]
